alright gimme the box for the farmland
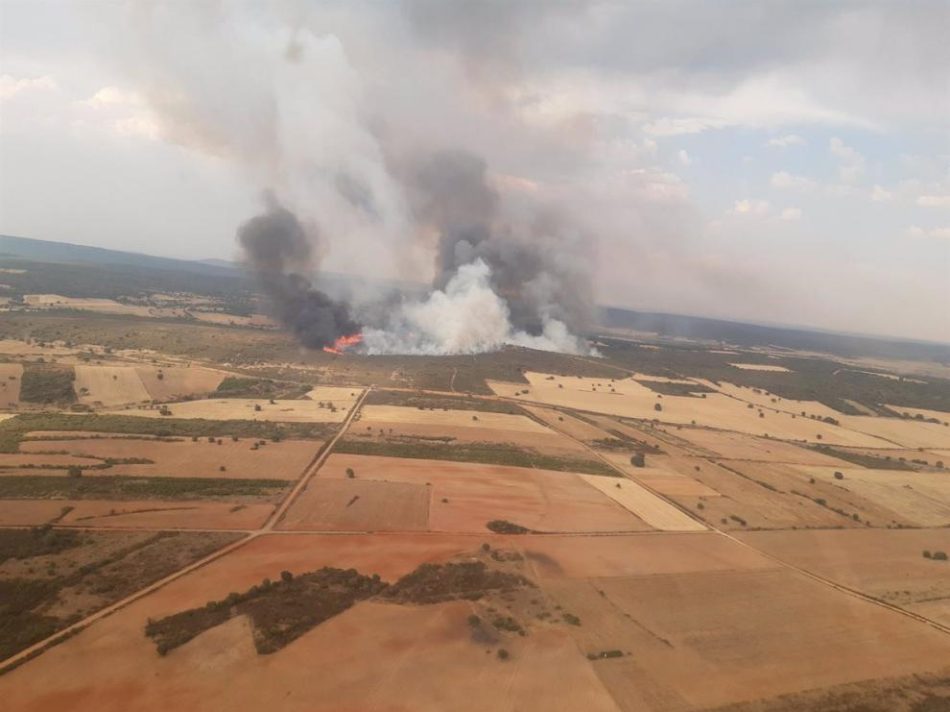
[1,299,950,711]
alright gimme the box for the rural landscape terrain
[0,236,948,711]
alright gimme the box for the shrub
[254,404,262,412]
[630,452,645,468]
[653,403,662,412]
[67,465,82,478]
[497,648,509,661]
[280,570,293,583]
[345,468,355,479]
[934,551,949,561]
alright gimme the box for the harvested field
[489,372,890,446]
[657,456,871,530]
[316,454,651,534]
[557,568,950,710]
[0,499,274,529]
[598,452,720,497]
[885,404,950,423]
[278,479,430,531]
[358,404,549,432]
[714,382,843,420]
[522,531,773,580]
[837,414,950,449]
[73,366,150,407]
[789,464,950,527]
[136,366,227,401]
[669,427,851,464]
[113,398,352,423]
[18,437,320,480]
[0,363,22,408]
[350,420,589,458]
[334,437,616,475]
[303,385,363,406]
[729,362,791,372]
[736,528,950,623]
[718,460,917,528]
[522,406,616,442]
[578,474,706,531]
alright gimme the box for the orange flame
[323,332,363,355]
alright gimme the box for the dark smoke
[408,149,594,335]
[237,200,360,349]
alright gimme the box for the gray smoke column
[237,199,360,349]
[409,149,594,336]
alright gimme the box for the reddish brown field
[317,454,651,533]
[277,478,430,531]
[522,531,773,580]
[0,533,620,712]
[0,499,274,529]
[18,438,320,480]
[737,528,950,625]
[546,567,950,711]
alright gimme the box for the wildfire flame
[323,332,363,355]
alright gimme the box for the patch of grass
[382,561,534,605]
[634,380,715,397]
[0,475,290,501]
[215,376,310,399]
[0,412,333,453]
[333,439,618,476]
[486,520,531,535]
[0,531,242,662]
[812,445,916,470]
[0,526,83,564]
[146,567,387,656]
[363,389,524,414]
[18,364,76,405]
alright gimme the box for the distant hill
[0,234,238,278]
[600,306,950,363]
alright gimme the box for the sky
[0,0,948,343]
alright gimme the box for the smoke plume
[110,3,601,356]
[237,199,359,349]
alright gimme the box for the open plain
[1,296,949,712]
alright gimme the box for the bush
[933,551,948,561]
[345,468,355,479]
[67,465,82,478]
[834,471,844,480]
[630,453,645,468]
[653,403,662,412]
[497,648,509,661]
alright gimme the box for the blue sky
[0,1,947,341]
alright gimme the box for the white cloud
[917,195,950,208]
[870,185,893,202]
[829,137,865,184]
[730,199,770,216]
[770,171,816,190]
[78,86,144,109]
[0,74,57,100]
[906,225,950,240]
[677,149,691,166]
[779,207,802,221]
[766,134,805,148]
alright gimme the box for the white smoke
[362,260,593,355]
[104,4,598,356]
